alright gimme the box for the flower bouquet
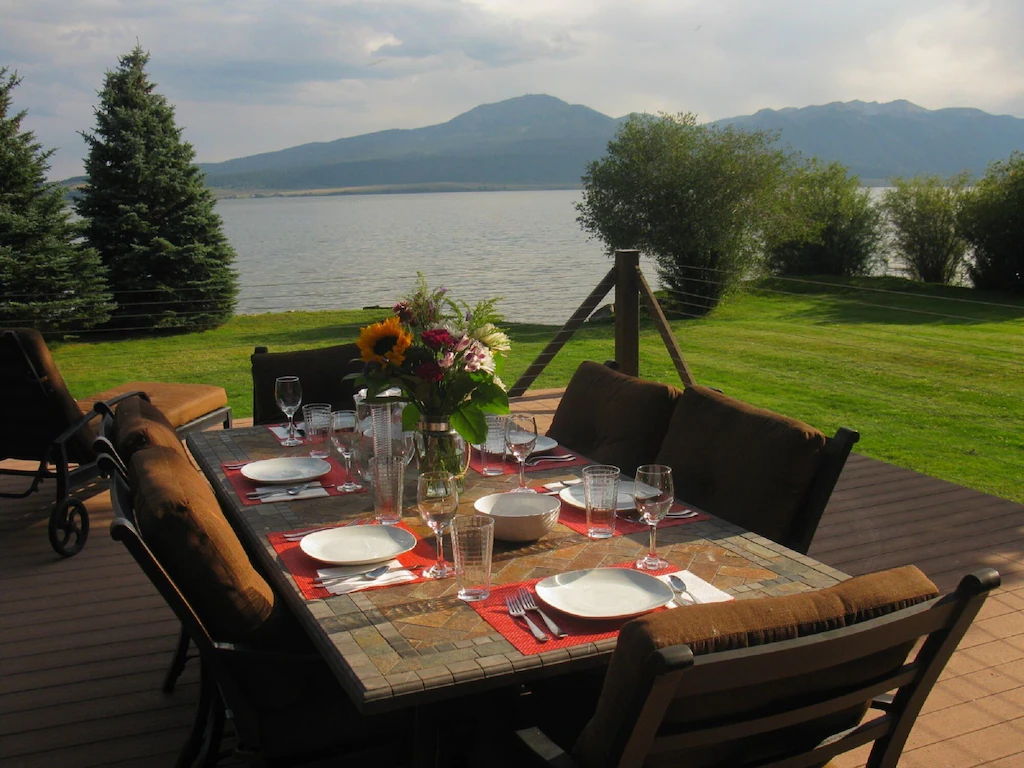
[350,275,511,480]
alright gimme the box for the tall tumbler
[451,515,495,601]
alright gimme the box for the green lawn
[51,277,1024,503]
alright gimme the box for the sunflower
[357,316,413,367]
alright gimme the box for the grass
[50,276,1024,504]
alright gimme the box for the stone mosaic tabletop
[188,427,848,715]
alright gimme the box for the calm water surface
[217,190,660,324]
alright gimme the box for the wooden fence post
[614,250,640,377]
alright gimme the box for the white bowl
[474,493,560,542]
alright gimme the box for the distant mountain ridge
[195,94,1024,194]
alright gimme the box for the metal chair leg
[163,625,192,693]
[177,660,224,768]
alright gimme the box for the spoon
[247,482,310,499]
[315,564,392,585]
[668,574,699,605]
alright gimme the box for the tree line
[1,47,236,335]
[577,113,1024,315]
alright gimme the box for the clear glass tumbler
[451,515,495,601]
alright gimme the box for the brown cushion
[655,385,827,546]
[573,565,939,768]
[81,381,227,429]
[129,447,276,643]
[250,343,364,425]
[0,328,96,463]
[547,362,682,475]
[111,395,186,463]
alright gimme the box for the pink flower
[414,361,444,383]
[421,328,456,351]
[439,351,455,369]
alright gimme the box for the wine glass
[274,376,303,447]
[633,464,674,570]
[331,410,362,492]
[504,413,538,493]
[417,471,458,579]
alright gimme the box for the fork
[524,454,577,467]
[505,594,548,642]
[518,589,566,638]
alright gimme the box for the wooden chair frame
[511,568,999,768]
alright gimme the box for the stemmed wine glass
[633,464,674,570]
[331,410,362,492]
[504,413,538,493]
[417,471,458,579]
[274,376,303,447]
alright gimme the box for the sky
[3,0,1023,181]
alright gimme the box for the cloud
[2,0,1021,180]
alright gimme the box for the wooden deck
[2,394,1023,767]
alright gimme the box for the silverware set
[505,588,566,641]
[314,564,393,586]
[246,482,313,500]
[669,574,700,605]
[524,454,578,467]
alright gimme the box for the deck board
[2,403,1022,768]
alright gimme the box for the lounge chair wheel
[48,497,89,557]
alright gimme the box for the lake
[217,189,661,324]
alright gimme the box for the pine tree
[0,68,113,332]
[76,47,237,331]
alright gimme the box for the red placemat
[469,562,677,655]
[469,446,590,476]
[267,522,436,600]
[223,457,367,506]
[265,422,301,444]
[551,492,710,537]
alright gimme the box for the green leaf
[451,405,487,445]
[471,381,510,413]
[402,402,422,431]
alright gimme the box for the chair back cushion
[111,395,186,464]
[655,385,826,546]
[129,447,276,643]
[0,328,95,463]
[251,343,364,425]
[573,565,939,768]
[547,362,682,475]
[78,381,228,430]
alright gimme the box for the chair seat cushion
[110,395,186,463]
[655,385,826,546]
[81,381,228,429]
[129,447,276,643]
[547,362,682,476]
[573,565,939,768]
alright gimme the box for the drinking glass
[451,515,494,601]
[274,376,303,447]
[331,410,362,492]
[634,464,674,570]
[417,471,458,579]
[478,413,508,477]
[504,413,538,493]
[370,456,405,525]
[301,403,332,458]
[583,464,620,539]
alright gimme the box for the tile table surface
[187,427,849,714]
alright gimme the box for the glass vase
[415,420,471,492]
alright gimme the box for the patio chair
[655,385,859,554]
[502,565,998,768]
[546,361,683,476]
[107,445,408,767]
[0,328,231,556]
[250,343,364,425]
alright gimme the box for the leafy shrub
[881,174,970,284]
[764,159,883,277]
[959,152,1024,293]
[576,113,787,316]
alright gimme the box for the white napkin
[660,570,734,607]
[316,559,417,595]
[269,422,306,441]
[252,483,328,503]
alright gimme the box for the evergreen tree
[76,47,237,331]
[0,68,113,332]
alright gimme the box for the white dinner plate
[535,568,673,619]
[300,526,418,566]
[240,457,332,485]
[559,482,636,512]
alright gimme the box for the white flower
[462,340,495,374]
[439,351,455,369]
[473,323,510,353]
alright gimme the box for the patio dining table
[186,425,850,719]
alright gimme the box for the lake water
[217,189,661,324]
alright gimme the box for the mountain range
[196,94,1024,195]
